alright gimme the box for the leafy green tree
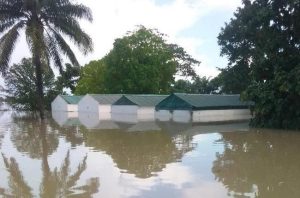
[103,26,200,94]
[172,76,219,94]
[213,63,251,94]
[56,63,81,94]
[0,0,93,119]
[4,58,60,111]
[192,76,219,94]
[172,79,193,93]
[75,60,107,95]
[218,0,300,129]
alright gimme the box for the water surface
[0,111,299,197]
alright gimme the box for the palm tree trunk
[33,53,45,120]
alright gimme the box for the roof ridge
[174,93,240,96]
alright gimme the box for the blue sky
[0,0,242,86]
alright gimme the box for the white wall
[112,106,155,121]
[111,105,139,114]
[99,104,112,114]
[173,110,192,123]
[51,96,68,111]
[78,95,99,114]
[137,107,155,115]
[155,110,172,121]
[192,109,252,122]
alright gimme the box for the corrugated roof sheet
[89,94,122,104]
[60,95,83,104]
[156,93,253,110]
[114,95,168,107]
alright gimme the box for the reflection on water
[82,129,194,178]
[0,111,299,197]
[213,130,300,198]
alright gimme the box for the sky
[0,0,242,86]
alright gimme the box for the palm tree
[0,0,93,119]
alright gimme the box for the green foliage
[55,63,80,94]
[172,79,193,93]
[172,76,219,94]
[214,62,251,94]
[102,26,200,94]
[218,0,300,129]
[4,58,61,111]
[75,60,107,95]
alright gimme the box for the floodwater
[0,111,299,198]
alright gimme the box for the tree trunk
[33,53,45,120]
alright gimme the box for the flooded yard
[0,111,299,197]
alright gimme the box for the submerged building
[111,95,168,121]
[51,95,83,112]
[78,94,122,116]
[156,93,253,122]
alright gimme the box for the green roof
[113,95,168,107]
[156,93,253,110]
[89,94,122,104]
[60,95,83,104]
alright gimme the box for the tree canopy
[101,26,200,94]
[218,0,300,129]
[4,58,61,111]
[75,60,107,95]
[172,76,219,94]
[55,63,80,94]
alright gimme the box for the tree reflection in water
[0,113,99,197]
[0,153,33,197]
[212,130,300,198]
[40,151,99,198]
[10,115,59,159]
[82,128,195,178]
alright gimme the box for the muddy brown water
[0,111,299,198]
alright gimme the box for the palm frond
[42,1,92,22]
[47,17,93,54]
[44,33,63,73]
[0,21,24,75]
[0,0,26,22]
[0,20,16,33]
[49,28,79,66]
